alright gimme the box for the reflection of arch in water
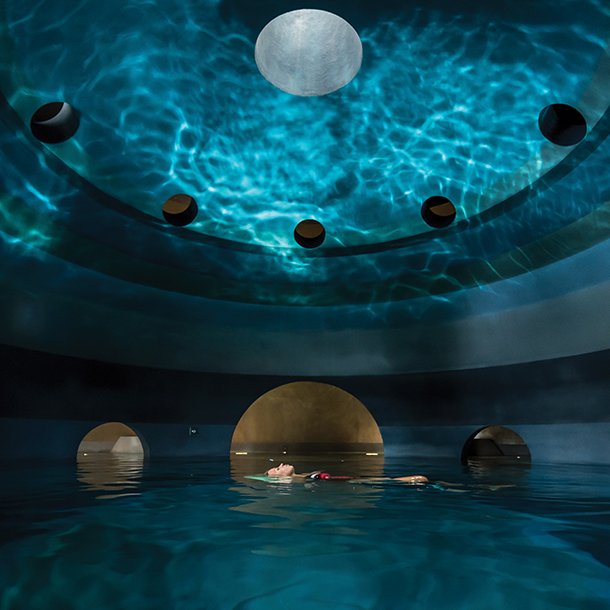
[77,423,147,496]
[77,422,146,457]
[230,382,384,455]
[461,426,531,464]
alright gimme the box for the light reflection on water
[76,452,144,499]
[0,457,608,609]
[2,0,610,248]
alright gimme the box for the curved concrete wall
[1,342,609,463]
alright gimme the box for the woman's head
[265,463,295,477]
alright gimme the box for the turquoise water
[1,456,609,609]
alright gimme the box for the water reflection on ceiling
[1,0,610,373]
[2,0,610,248]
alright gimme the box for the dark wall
[1,342,609,427]
[1,418,608,464]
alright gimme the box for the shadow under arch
[461,426,531,465]
[231,381,384,455]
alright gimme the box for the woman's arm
[393,475,428,483]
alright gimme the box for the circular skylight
[255,9,362,97]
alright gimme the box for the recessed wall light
[294,219,326,248]
[30,102,80,144]
[421,196,456,229]
[162,194,198,227]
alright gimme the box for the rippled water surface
[1,456,609,609]
[2,0,610,246]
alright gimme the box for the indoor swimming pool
[1,0,610,606]
[1,455,608,609]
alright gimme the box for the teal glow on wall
[1,0,610,374]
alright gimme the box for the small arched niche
[230,381,384,456]
[461,426,531,464]
[77,422,145,457]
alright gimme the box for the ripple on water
[0,459,609,609]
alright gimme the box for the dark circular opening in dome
[162,194,198,227]
[421,196,456,229]
[538,103,586,146]
[294,219,325,248]
[30,102,80,144]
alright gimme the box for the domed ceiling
[1,0,610,375]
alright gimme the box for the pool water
[0,455,609,609]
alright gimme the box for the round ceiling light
[255,9,362,97]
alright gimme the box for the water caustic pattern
[2,0,610,249]
[2,0,610,321]
[0,457,609,610]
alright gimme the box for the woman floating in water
[263,463,428,483]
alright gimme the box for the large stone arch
[230,381,384,455]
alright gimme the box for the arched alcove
[77,423,146,495]
[230,381,384,455]
[77,422,145,456]
[461,426,531,464]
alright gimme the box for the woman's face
[266,463,295,477]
